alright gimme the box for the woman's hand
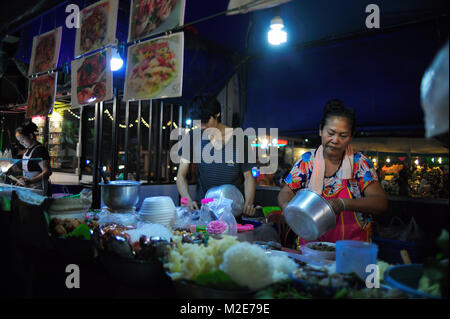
[278,184,295,211]
[328,198,345,215]
[189,200,199,210]
[242,203,256,216]
[16,177,29,187]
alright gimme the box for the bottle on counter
[199,198,215,225]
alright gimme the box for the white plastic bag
[172,206,192,230]
[421,41,449,138]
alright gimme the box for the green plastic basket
[262,206,281,217]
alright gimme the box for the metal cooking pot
[283,189,336,241]
[100,181,140,211]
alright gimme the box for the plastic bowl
[383,264,441,299]
[301,242,336,260]
[336,240,378,280]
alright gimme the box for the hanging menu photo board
[128,0,185,42]
[28,27,62,75]
[71,48,113,107]
[26,73,58,117]
[75,0,119,57]
[124,32,184,101]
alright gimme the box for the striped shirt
[181,129,255,200]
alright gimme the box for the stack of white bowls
[139,196,176,228]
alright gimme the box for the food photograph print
[124,32,184,101]
[127,0,185,43]
[71,48,113,107]
[26,73,58,117]
[74,0,119,57]
[28,27,62,75]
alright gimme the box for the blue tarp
[244,21,447,134]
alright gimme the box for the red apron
[297,179,372,248]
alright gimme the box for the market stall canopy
[352,137,449,155]
[1,0,449,131]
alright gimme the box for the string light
[67,109,81,119]
[67,107,150,128]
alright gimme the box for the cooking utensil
[0,158,20,178]
[400,249,412,264]
[205,184,244,217]
[283,189,336,241]
[5,174,20,184]
[99,180,140,211]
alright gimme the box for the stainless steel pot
[283,189,336,241]
[100,181,140,211]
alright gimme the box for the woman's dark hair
[189,94,221,123]
[320,99,356,135]
[16,119,38,139]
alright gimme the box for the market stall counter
[1,188,447,299]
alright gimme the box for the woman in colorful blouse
[278,99,387,246]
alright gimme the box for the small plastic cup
[336,240,378,280]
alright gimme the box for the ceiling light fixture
[268,7,287,45]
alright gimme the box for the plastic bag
[399,217,424,243]
[376,216,406,240]
[173,200,216,229]
[205,184,244,217]
[173,205,194,230]
[209,197,237,235]
[421,41,449,138]
[377,216,424,243]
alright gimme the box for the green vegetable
[65,224,91,240]
[254,281,312,299]
[418,275,441,297]
[418,229,449,297]
[333,288,349,299]
[0,196,11,212]
[194,270,242,290]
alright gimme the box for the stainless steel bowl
[283,189,336,241]
[100,181,140,211]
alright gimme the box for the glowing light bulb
[268,16,287,45]
[110,48,123,71]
